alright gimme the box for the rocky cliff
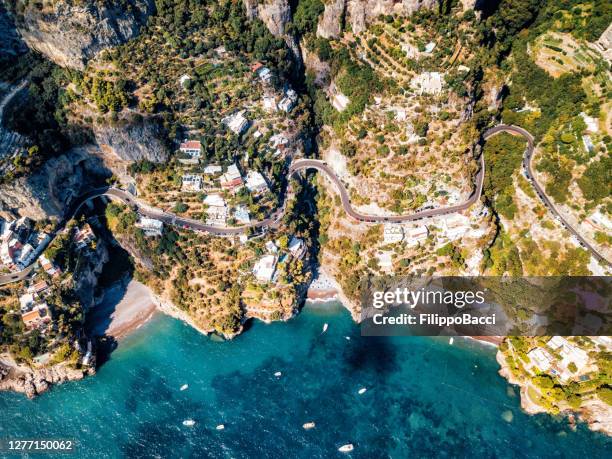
[0,146,109,220]
[74,236,110,311]
[0,4,26,58]
[318,0,439,38]
[244,0,303,66]
[6,0,155,70]
[94,114,170,163]
[0,358,93,398]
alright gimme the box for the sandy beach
[307,267,339,302]
[87,280,158,340]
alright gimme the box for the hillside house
[204,194,229,226]
[245,170,268,194]
[179,140,202,158]
[383,224,404,244]
[527,347,553,372]
[223,111,249,135]
[263,95,277,112]
[253,254,277,283]
[136,216,164,237]
[204,164,223,175]
[181,174,203,192]
[74,224,95,250]
[278,88,298,112]
[288,236,306,259]
[21,303,51,330]
[220,164,243,191]
[404,225,429,247]
[234,206,250,224]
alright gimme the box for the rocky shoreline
[496,349,612,436]
[0,356,94,399]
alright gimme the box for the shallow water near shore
[0,301,610,458]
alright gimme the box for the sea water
[0,302,609,458]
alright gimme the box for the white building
[424,42,436,53]
[547,336,590,381]
[204,194,226,208]
[439,214,471,241]
[288,236,306,259]
[204,194,228,226]
[265,240,278,253]
[179,140,201,158]
[16,243,34,269]
[259,68,272,83]
[580,112,599,132]
[263,95,277,112]
[587,210,612,232]
[278,88,298,112]
[182,174,203,192]
[204,164,223,175]
[410,72,444,95]
[179,74,191,87]
[223,111,249,135]
[19,293,34,313]
[404,225,429,247]
[253,254,277,283]
[234,206,250,224]
[135,216,164,237]
[376,250,394,273]
[383,224,404,244]
[582,135,595,152]
[245,171,268,194]
[527,347,553,372]
[220,164,243,190]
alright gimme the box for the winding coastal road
[0,124,608,286]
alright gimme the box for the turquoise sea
[0,301,610,458]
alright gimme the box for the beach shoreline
[87,280,159,340]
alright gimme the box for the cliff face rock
[0,4,26,58]
[244,0,303,66]
[74,237,110,311]
[94,114,170,164]
[0,360,93,398]
[317,0,345,39]
[0,146,109,220]
[318,0,439,37]
[9,0,155,70]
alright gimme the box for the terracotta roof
[180,140,201,150]
[22,309,42,324]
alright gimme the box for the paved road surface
[1,124,608,286]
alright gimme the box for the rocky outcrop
[7,0,155,70]
[94,114,170,163]
[0,146,110,220]
[317,0,439,37]
[0,4,26,58]
[317,0,345,39]
[0,360,93,399]
[74,237,110,311]
[497,351,612,437]
[244,0,303,66]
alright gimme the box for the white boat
[322,323,328,333]
[338,444,354,453]
[274,371,282,377]
[180,384,189,391]
[302,422,316,430]
[449,337,454,345]
[358,387,367,395]
[182,419,196,427]
[216,424,225,430]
